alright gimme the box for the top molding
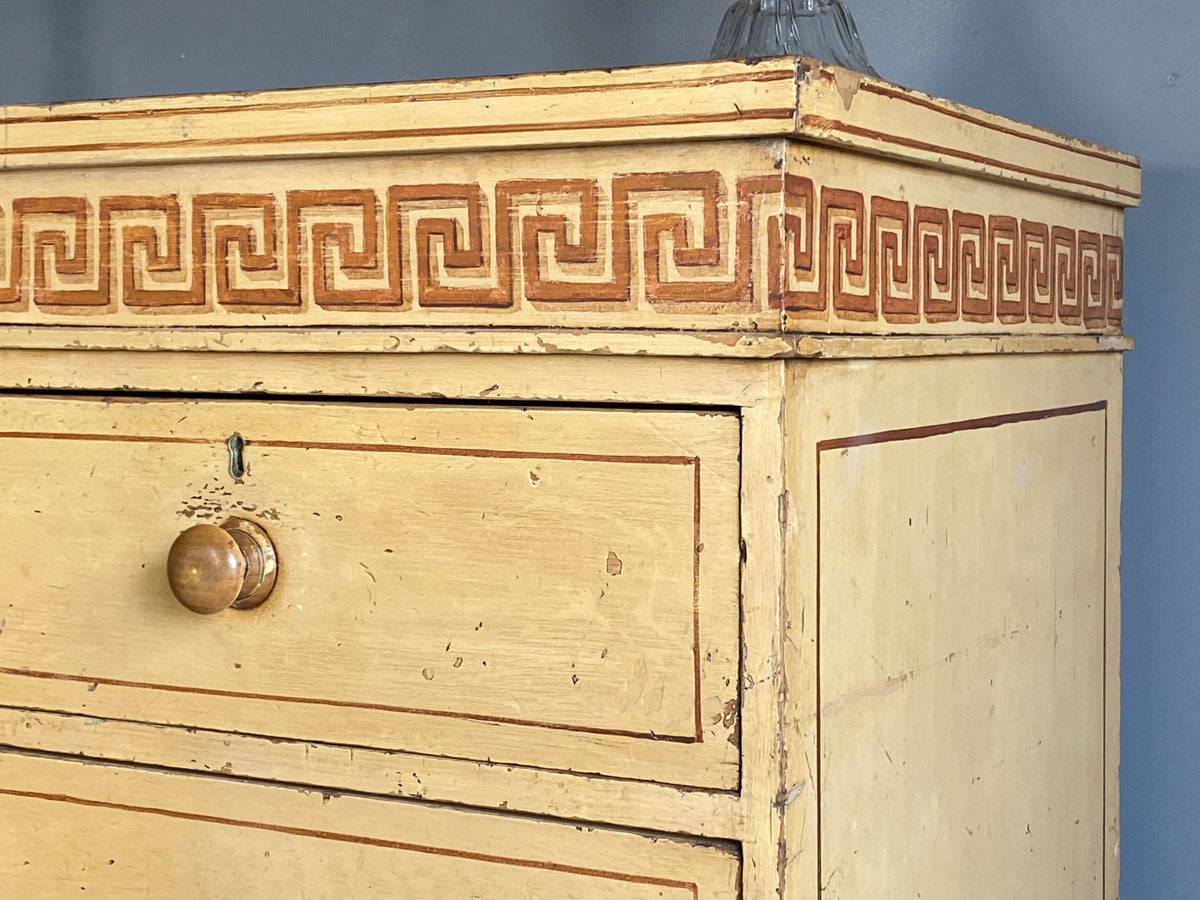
[1,58,1140,206]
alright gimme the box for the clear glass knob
[710,0,878,77]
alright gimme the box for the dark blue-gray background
[1,1,1195,895]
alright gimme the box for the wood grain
[778,351,1123,900]
[0,751,740,900]
[0,708,745,840]
[817,406,1107,897]
[0,394,741,789]
[1,58,1138,206]
[0,55,1134,900]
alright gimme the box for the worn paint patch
[721,698,737,729]
[606,551,623,576]
[832,68,863,111]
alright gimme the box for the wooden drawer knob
[167,517,278,615]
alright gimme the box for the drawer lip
[0,324,1136,361]
[0,705,744,839]
[1,395,742,789]
[0,749,742,900]
[2,665,703,743]
[0,787,702,893]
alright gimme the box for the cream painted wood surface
[0,60,1138,336]
[1,58,1137,204]
[0,707,745,840]
[778,352,1122,900]
[792,65,1138,206]
[0,751,741,900]
[0,350,776,418]
[0,324,1135,360]
[0,350,1126,898]
[0,394,740,788]
[0,55,1132,900]
[821,406,1105,896]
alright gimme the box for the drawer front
[0,395,740,788]
[0,752,740,899]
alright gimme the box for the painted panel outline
[812,400,1109,898]
[0,428,708,744]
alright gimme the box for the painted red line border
[6,108,797,157]
[802,115,1140,202]
[856,80,1139,171]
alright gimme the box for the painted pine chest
[0,57,1138,899]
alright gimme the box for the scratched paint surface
[0,752,740,900]
[817,409,1106,898]
[0,395,740,789]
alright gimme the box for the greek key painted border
[0,171,1122,329]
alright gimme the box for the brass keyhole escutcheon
[227,432,246,479]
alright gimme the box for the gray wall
[1,1,1195,895]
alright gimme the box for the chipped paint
[606,551,623,576]
[830,68,863,112]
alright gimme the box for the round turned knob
[167,516,278,615]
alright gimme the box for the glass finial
[710,0,878,77]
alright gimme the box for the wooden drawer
[0,395,740,788]
[0,751,740,898]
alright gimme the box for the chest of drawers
[0,58,1138,899]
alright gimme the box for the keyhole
[227,432,246,479]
